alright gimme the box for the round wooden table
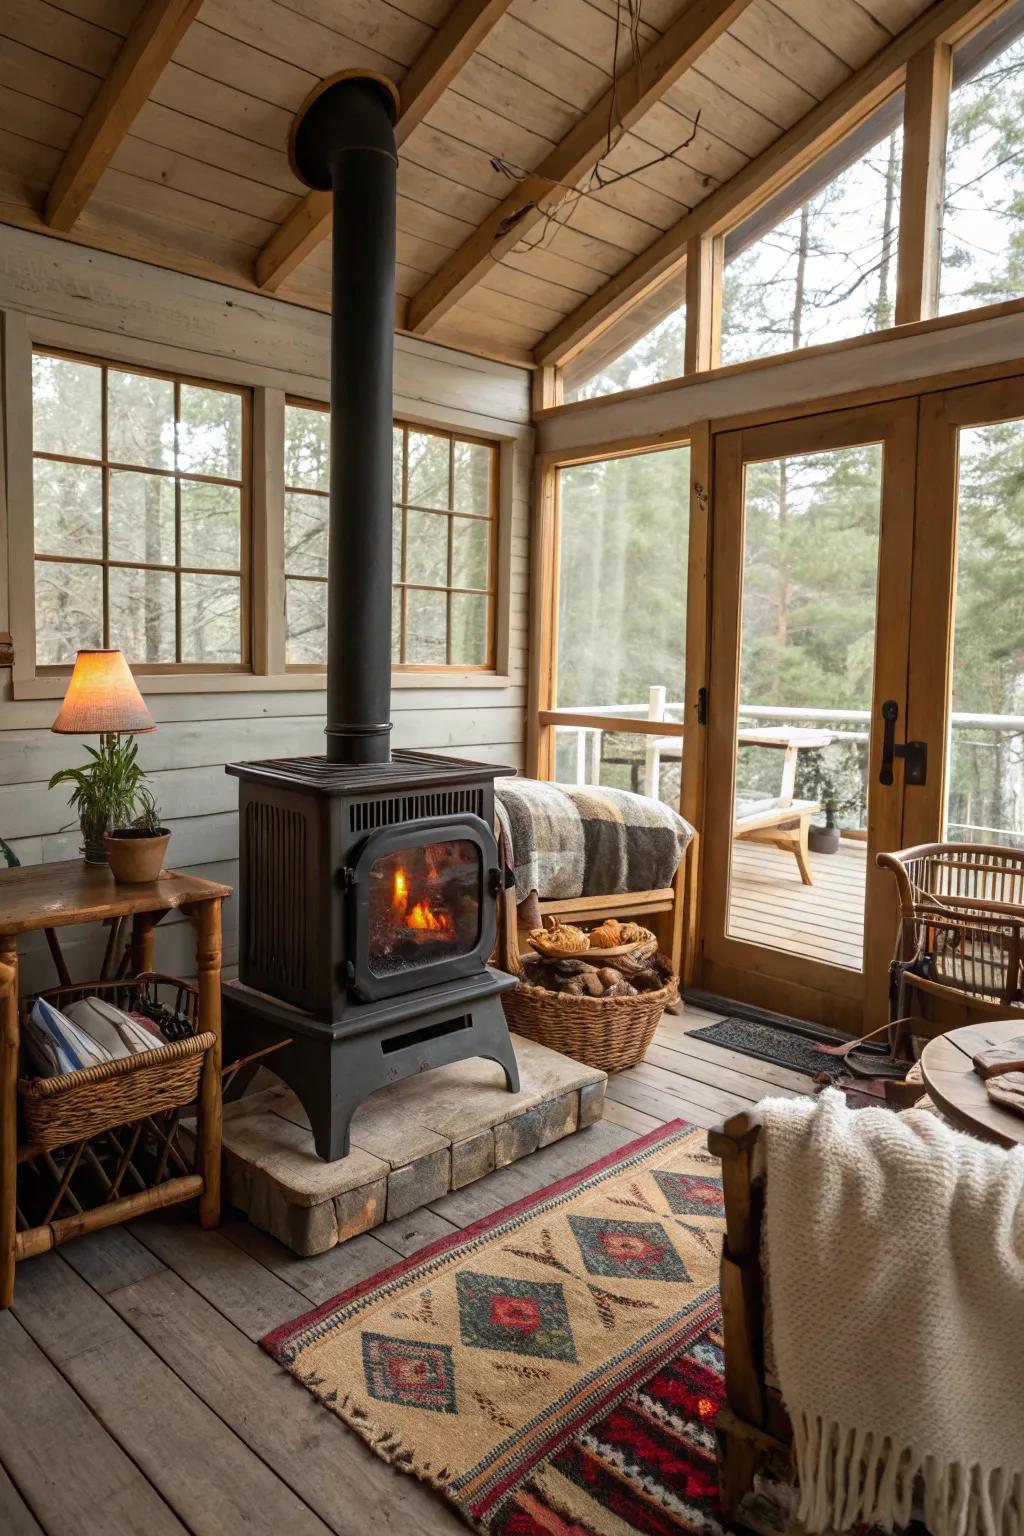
[920,1022,1024,1148]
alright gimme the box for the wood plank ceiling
[0,0,938,368]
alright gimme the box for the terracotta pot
[103,828,171,883]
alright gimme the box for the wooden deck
[728,837,868,972]
[0,1006,809,1536]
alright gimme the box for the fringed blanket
[761,1089,1024,1536]
[495,778,693,902]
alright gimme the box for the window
[564,307,686,402]
[284,402,498,669]
[940,31,1024,315]
[552,446,689,801]
[721,124,903,365]
[31,351,248,669]
[556,446,689,710]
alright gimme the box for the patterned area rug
[263,1122,726,1534]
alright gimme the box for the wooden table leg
[194,900,222,1230]
[131,912,155,977]
[1,940,19,1308]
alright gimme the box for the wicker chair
[876,842,1024,1045]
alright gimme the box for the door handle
[878,700,927,787]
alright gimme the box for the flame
[407,901,452,933]
[392,864,452,934]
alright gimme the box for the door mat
[263,1120,727,1534]
[687,1015,888,1080]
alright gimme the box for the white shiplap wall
[0,229,532,990]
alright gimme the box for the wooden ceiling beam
[535,0,1007,369]
[255,0,514,294]
[404,0,755,337]
[44,0,202,232]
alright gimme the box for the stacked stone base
[196,1034,607,1256]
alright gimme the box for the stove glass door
[367,838,482,980]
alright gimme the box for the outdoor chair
[877,841,1024,1048]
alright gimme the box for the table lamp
[50,650,156,865]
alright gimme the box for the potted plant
[104,787,171,884]
[48,734,146,866]
[797,747,863,855]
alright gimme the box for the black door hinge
[696,686,709,726]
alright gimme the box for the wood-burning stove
[223,751,519,1160]
[221,70,521,1160]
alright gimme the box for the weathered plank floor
[0,1004,808,1536]
[729,837,867,972]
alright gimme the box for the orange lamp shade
[51,650,156,736]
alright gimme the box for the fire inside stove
[367,838,482,978]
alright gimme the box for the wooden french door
[700,400,920,1032]
[903,374,1024,853]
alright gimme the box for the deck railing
[549,692,1024,847]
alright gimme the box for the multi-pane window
[284,402,498,669]
[31,351,248,668]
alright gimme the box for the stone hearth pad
[196,1035,607,1256]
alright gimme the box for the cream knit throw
[760,1089,1024,1536]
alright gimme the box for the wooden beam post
[535,0,1004,369]
[684,236,724,375]
[895,40,953,325]
[44,0,203,232]
[405,0,754,336]
[256,0,515,293]
[531,366,562,414]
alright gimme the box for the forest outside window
[553,447,689,800]
[284,401,498,670]
[31,351,249,670]
[721,115,904,367]
[939,27,1024,315]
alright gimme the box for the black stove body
[222,71,520,1161]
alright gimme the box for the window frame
[283,396,501,674]
[30,345,253,676]
[554,0,1024,402]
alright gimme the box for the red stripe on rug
[261,1118,690,1356]
[464,1295,720,1519]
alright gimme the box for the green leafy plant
[132,786,165,835]
[796,745,863,831]
[48,733,146,847]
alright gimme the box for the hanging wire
[484,0,709,262]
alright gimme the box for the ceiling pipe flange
[288,70,401,190]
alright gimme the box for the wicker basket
[499,903,678,1073]
[19,974,215,1152]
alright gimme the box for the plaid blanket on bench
[495,778,693,903]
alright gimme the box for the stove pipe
[289,70,401,765]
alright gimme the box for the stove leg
[472,998,521,1095]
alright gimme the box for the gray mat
[688,1015,887,1080]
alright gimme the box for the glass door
[702,401,919,1030]
[904,377,1024,855]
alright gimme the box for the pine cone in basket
[588,920,623,948]
[529,917,590,955]
[618,922,652,944]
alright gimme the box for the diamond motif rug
[263,1122,726,1534]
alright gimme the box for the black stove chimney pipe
[289,70,401,765]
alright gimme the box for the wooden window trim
[30,345,253,676]
[283,398,501,674]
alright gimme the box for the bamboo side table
[0,861,231,1307]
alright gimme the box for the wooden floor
[0,1005,809,1536]
[728,837,867,972]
